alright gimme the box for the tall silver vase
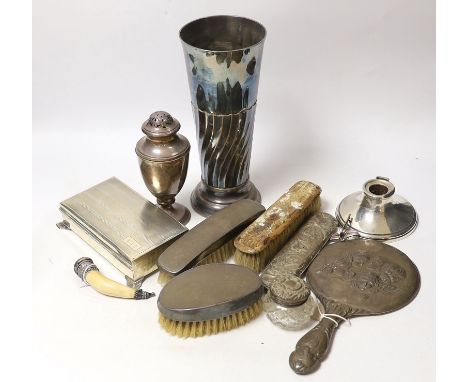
[180,15,266,216]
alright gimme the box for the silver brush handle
[289,317,339,374]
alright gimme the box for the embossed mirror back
[306,240,420,316]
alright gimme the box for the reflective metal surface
[191,180,261,217]
[260,213,334,332]
[74,257,99,283]
[269,275,311,307]
[136,111,191,224]
[157,200,265,276]
[58,177,187,285]
[336,176,418,241]
[180,16,266,216]
[261,212,337,288]
[158,263,264,322]
[289,240,420,375]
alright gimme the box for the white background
[33,1,435,381]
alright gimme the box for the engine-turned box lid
[57,177,187,283]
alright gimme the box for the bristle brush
[234,181,321,272]
[157,240,236,285]
[158,263,264,337]
[157,200,265,284]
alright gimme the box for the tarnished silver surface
[191,179,261,217]
[136,111,191,224]
[74,257,99,283]
[56,220,71,230]
[180,16,266,215]
[125,276,143,289]
[157,200,265,276]
[261,212,338,288]
[336,176,418,241]
[58,177,187,285]
[289,240,421,375]
[158,263,264,322]
[259,213,334,331]
[269,275,310,307]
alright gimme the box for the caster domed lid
[136,111,190,161]
[142,111,180,138]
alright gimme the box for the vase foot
[191,181,261,217]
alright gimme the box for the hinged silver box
[57,177,187,288]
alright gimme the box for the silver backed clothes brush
[157,200,265,284]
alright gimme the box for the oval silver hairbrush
[158,263,264,337]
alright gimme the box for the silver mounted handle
[289,317,339,374]
[289,301,352,375]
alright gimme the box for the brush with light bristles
[157,200,265,284]
[158,263,264,338]
[157,239,236,285]
[234,181,322,272]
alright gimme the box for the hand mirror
[289,239,420,374]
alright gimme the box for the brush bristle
[159,299,263,338]
[157,239,236,285]
[197,240,235,266]
[157,269,174,285]
[234,197,321,272]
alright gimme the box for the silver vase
[180,15,266,216]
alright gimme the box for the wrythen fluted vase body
[180,15,266,216]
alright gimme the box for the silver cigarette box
[57,177,187,288]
